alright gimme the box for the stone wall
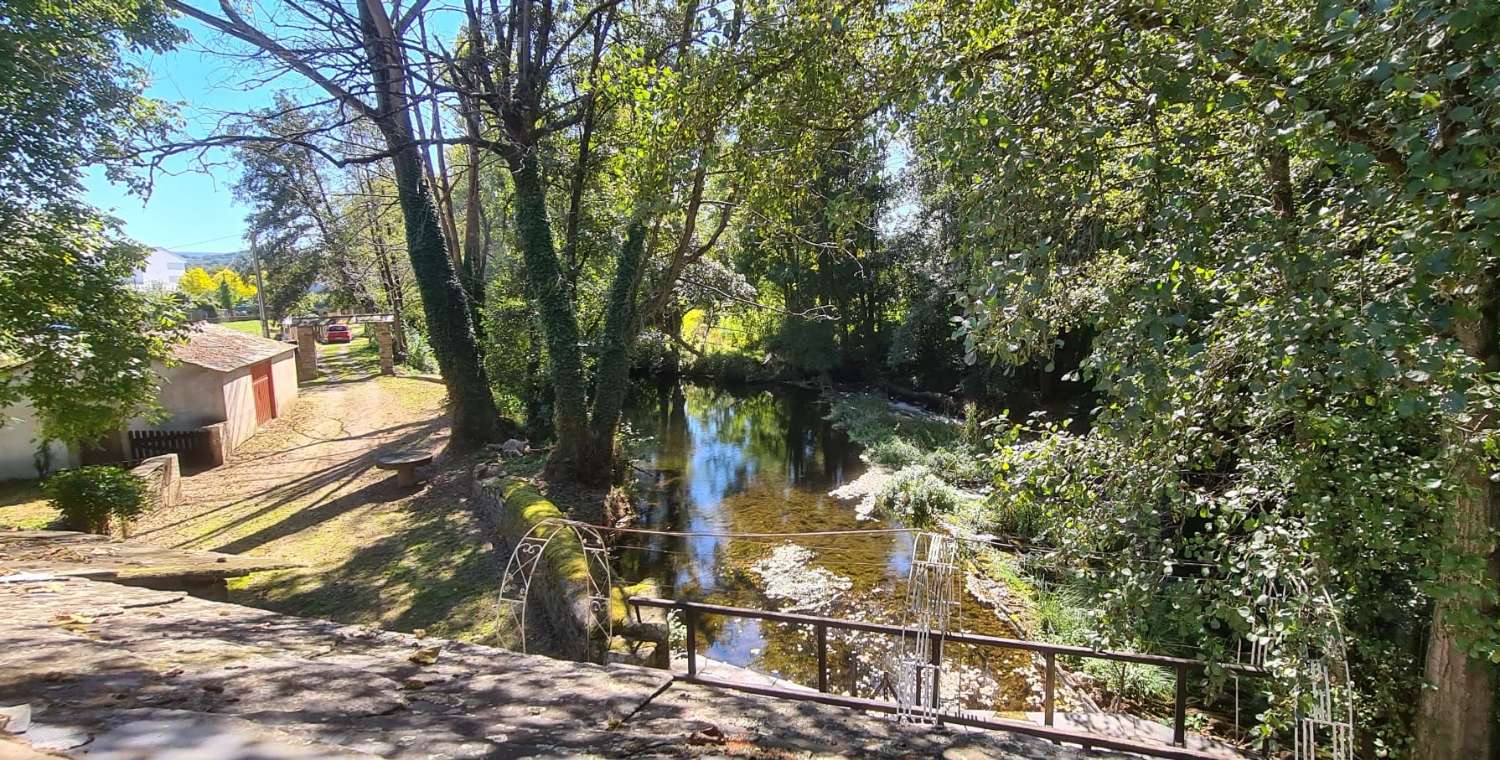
[202,422,230,467]
[130,453,181,511]
[471,471,596,660]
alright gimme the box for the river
[618,381,1037,712]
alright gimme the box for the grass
[125,355,503,643]
[0,479,56,530]
[221,319,268,336]
[828,393,989,487]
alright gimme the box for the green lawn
[222,319,269,336]
[0,479,57,530]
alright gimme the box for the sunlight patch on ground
[0,479,56,529]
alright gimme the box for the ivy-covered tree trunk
[386,141,499,447]
[584,220,649,485]
[1414,288,1500,760]
[356,0,497,448]
[510,154,589,479]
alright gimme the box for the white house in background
[130,248,187,291]
[0,365,78,480]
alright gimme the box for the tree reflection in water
[617,382,1036,712]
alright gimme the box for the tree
[177,266,216,299]
[906,0,1500,753]
[210,268,256,305]
[0,0,183,450]
[165,0,501,446]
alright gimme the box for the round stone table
[375,450,432,487]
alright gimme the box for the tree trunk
[583,220,649,485]
[510,154,589,478]
[356,0,497,447]
[1414,284,1500,760]
[387,143,499,446]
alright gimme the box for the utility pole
[251,246,271,339]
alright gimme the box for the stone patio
[0,576,1127,759]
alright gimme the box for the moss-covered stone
[474,475,598,660]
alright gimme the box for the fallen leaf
[408,646,441,665]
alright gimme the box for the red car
[324,324,352,344]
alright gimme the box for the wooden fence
[128,429,213,469]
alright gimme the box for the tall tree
[165,0,501,446]
[0,0,184,448]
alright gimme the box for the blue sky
[84,38,277,254]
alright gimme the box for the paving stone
[0,577,1129,759]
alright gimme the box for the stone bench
[375,450,432,487]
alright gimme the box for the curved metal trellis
[886,531,959,724]
[497,518,614,661]
[1235,576,1354,760]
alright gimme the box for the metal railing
[627,596,1262,760]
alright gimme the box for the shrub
[866,436,922,469]
[686,350,768,384]
[875,465,963,527]
[44,466,148,535]
[405,330,436,372]
[920,446,986,485]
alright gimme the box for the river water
[618,382,1036,711]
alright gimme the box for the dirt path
[131,342,503,642]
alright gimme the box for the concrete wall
[271,352,298,416]
[134,363,227,432]
[0,396,76,480]
[220,365,257,449]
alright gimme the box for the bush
[875,465,964,527]
[686,350,769,384]
[405,329,436,372]
[919,446,986,485]
[866,436,922,469]
[44,466,148,535]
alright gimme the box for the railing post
[1043,652,1056,727]
[815,622,829,693]
[685,604,698,680]
[1173,663,1188,746]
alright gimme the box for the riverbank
[821,390,1190,725]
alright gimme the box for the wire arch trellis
[497,517,614,660]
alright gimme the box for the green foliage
[827,395,959,449]
[481,296,548,430]
[0,0,182,208]
[403,329,436,373]
[1,207,183,444]
[865,437,922,469]
[0,0,184,446]
[914,0,1500,746]
[44,465,148,534]
[874,465,964,527]
[685,350,772,385]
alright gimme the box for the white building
[130,248,188,291]
[0,325,300,480]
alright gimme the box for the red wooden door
[250,360,275,425]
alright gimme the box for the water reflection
[620,382,1032,710]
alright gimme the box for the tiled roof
[172,323,294,372]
